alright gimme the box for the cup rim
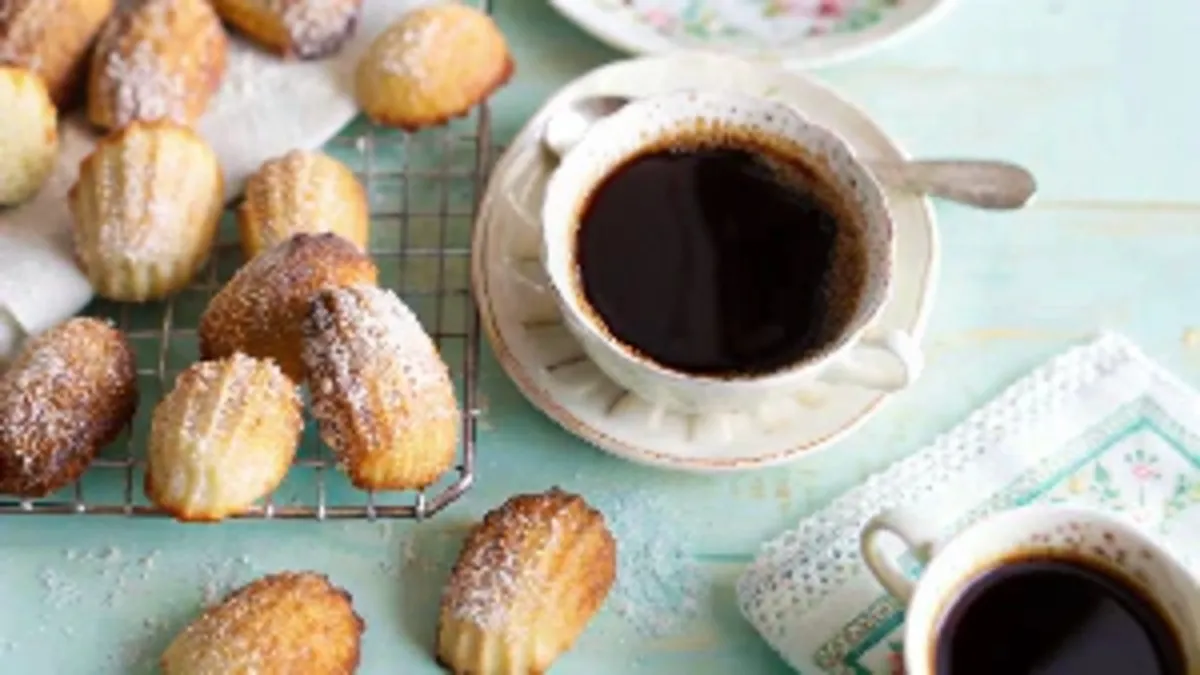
[901,504,1196,670]
[539,89,897,386]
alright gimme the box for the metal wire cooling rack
[0,25,493,521]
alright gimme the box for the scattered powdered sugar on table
[591,490,711,638]
[199,554,257,606]
[39,568,83,608]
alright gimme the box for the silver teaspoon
[542,95,1038,211]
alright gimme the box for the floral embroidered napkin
[736,333,1200,674]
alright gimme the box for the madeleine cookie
[0,65,57,206]
[0,0,115,105]
[0,318,137,498]
[162,571,364,674]
[70,121,224,302]
[355,3,513,131]
[145,354,302,522]
[238,150,369,259]
[87,0,227,131]
[302,284,458,491]
[438,488,617,675]
[199,233,378,383]
[212,0,362,60]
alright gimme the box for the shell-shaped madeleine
[302,284,458,491]
[238,150,369,260]
[69,121,224,302]
[0,0,115,105]
[0,65,58,206]
[0,318,137,498]
[145,353,302,522]
[87,0,227,131]
[437,488,617,675]
[212,0,362,60]
[355,3,513,131]
[199,233,378,383]
[162,571,364,675]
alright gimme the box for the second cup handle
[860,507,938,605]
[820,329,923,391]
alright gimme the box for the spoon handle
[868,159,1037,210]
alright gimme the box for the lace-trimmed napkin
[736,332,1200,674]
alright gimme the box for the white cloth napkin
[736,332,1200,674]
[0,0,427,365]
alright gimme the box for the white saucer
[471,52,939,473]
[549,0,954,70]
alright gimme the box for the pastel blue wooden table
[4,0,1200,672]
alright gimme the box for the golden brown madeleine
[0,0,116,105]
[0,318,137,498]
[161,571,364,674]
[69,121,224,302]
[212,0,362,60]
[355,3,514,131]
[438,488,617,674]
[238,150,369,259]
[0,65,57,206]
[198,233,378,383]
[145,354,302,522]
[87,0,227,131]
[302,284,458,491]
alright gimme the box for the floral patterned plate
[549,0,954,68]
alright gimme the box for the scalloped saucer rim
[471,52,940,473]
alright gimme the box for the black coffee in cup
[934,554,1185,675]
[572,133,868,377]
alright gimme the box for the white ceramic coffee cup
[539,90,923,414]
[861,504,1200,674]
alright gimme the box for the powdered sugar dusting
[278,0,360,58]
[86,128,201,264]
[103,39,187,127]
[0,319,130,465]
[162,571,361,672]
[151,353,300,512]
[245,150,359,248]
[97,0,190,128]
[0,0,57,73]
[0,348,83,462]
[377,13,446,83]
[591,490,711,638]
[303,284,455,449]
[446,496,570,633]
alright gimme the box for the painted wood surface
[3,0,1200,672]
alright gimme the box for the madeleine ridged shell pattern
[437,488,617,674]
[0,0,115,105]
[302,283,459,491]
[69,121,224,302]
[87,0,228,130]
[145,353,303,522]
[0,318,137,498]
[161,571,364,674]
[238,149,369,259]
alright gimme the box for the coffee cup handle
[860,507,938,604]
[820,329,923,391]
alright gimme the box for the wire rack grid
[0,47,495,521]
